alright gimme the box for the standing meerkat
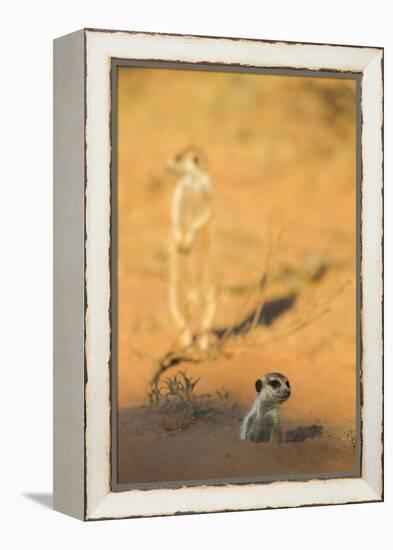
[240,372,291,443]
[167,147,216,351]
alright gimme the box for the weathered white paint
[90,478,379,519]
[360,51,384,497]
[84,29,383,520]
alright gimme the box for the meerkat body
[240,372,291,443]
[167,148,216,350]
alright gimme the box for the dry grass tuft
[146,370,233,432]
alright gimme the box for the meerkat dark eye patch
[269,379,280,389]
[193,155,199,164]
[255,379,263,393]
[286,381,290,388]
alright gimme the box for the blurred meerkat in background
[167,147,216,351]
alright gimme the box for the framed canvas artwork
[53,28,383,520]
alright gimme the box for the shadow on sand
[213,293,297,339]
[285,425,323,443]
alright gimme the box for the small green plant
[163,370,200,402]
[147,370,200,405]
[216,388,230,400]
[147,378,162,406]
[146,371,232,432]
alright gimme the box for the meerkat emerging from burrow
[240,373,291,443]
[167,147,216,351]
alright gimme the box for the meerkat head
[255,372,291,409]
[167,147,206,175]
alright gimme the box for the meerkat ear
[255,379,263,393]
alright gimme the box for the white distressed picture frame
[53,28,383,521]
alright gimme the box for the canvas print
[113,64,359,487]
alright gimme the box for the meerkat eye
[269,379,280,389]
[286,381,290,388]
[193,155,199,164]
